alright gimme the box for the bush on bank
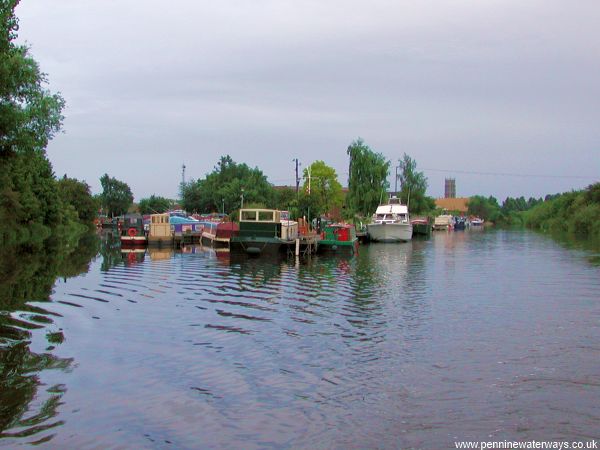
[525,183,600,238]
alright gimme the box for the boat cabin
[373,197,410,224]
[318,223,359,254]
[120,213,147,247]
[237,209,298,241]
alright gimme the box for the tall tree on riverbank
[138,195,172,214]
[182,155,275,214]
[99,174,133,217]
[396,153,435,215]
[346,138,390,217]
[57,176,98,224]
[468,195,501,223]
[300,160,343,218]
[0,0,64,155]
[0,0,72,246]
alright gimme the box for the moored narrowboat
[148,213,172,246]
[433,214,454,231]
[230,209,298,256]
[318,223,359,254]
[410,217,432,236]
[200,219,239,249]
[120,213,147,247]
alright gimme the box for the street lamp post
[222,198,225,215]
[240,188,244,209]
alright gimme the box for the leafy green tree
[584,182,600,204]
[99,174,133,217]
[468,195,501,222]
[57,176,97,224]
[0,1,68,247]
[346,138,390,217]
[138,195,171,214]
[273,186,297,211]
[182,155,275,213]
[396,153,434,215]
[496,196,544,227]
[301,160,343,217]
[0,0,64,155]
[297,191,321,221]
[525,183,600,237]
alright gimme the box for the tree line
[525,183,600,237]
[177,140,435,221]
[0,1,94,248]
[4,0,596,245]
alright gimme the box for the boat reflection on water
[121,248,146,265]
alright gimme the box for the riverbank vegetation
[525,183,600,238]
[1,1,96,248]
[98,174,134,217]
[346,138,390,217]
[181,155,274,214]
[176,141,438,224]
[137,195,173,214]
[396,153,435,216]
[465,185,600,239]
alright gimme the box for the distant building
[435,197,469,214]
[445,178,456,198]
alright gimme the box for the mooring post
[295,238,300,256]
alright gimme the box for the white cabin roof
[375,202,408,215]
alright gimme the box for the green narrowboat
[230,209,298,256]
[318,223,359,254]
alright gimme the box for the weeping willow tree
[346,138,390,217]
[396,153,435,215]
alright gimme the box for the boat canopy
[374,203,408,215]
[169,216,200,224]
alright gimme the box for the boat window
[258,211,273,221]
[241,210,257,221]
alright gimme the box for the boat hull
[367,223,413,242]
[230,237,289,256]
[411,221,431,236]
[318,238,358,254]
[120,236,148,247]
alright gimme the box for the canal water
[0,230,599,448]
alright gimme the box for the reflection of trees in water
[541,230,600,266]
[0,232,98,444]
[228,253,284,287]
[99,230,122,271]
[0,342,72,442]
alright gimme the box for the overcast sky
[16,0,599,201]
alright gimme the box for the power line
[422,168,597,180]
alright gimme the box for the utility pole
[180,163,187,202]
[395,163,399,196]
[293,158,300,196]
